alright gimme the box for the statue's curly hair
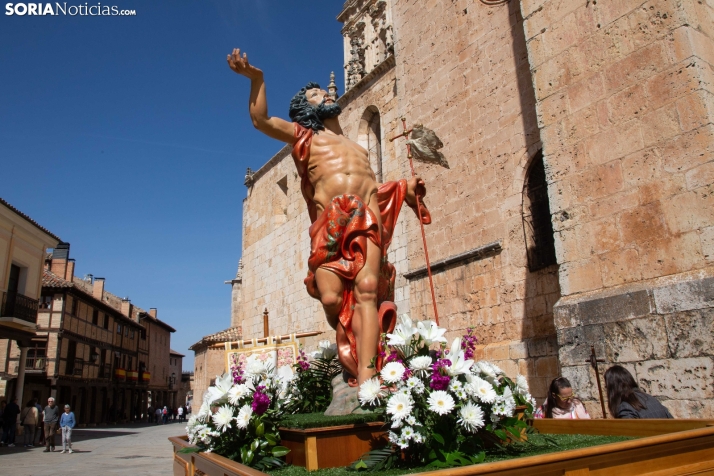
[289,82,325,133]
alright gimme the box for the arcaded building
[214,0,714,417]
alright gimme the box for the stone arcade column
[15,344,28,405]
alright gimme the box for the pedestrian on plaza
[43,397,60,452]
[20,400,38,447]
[177,406,184,422]
[172,407,178,421]
[1,397,20,447]
[59,404,76,454]
[604,365,674,419]
[162,406,168,425]
[534,377,590,419]
[34,398,45,446]
[147,405,153,424]
[155,406,162,425]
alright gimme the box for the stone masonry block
[702,226,714,263]
[636,356,714,400]
[554,288,654,330]
[664,308,714,359]
[510,341,528,360]
[558,324,606,367]
[601,315,670,363]
[484,342,510,361]
[653,275,714,313]
[535,355,560,377]
[660,399,714,419]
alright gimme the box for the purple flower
[430,358,452,389]
[461,328,478,360]
[252,387,271,415]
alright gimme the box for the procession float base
[170,418,714,475]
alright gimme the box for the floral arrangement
[184,355,294,470]
[284,340,342,414]
[356,315,536,470]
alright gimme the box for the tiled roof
[42,270,142,328]
[189,326,242,350]
[170,349,185,357]
[42,270,74,288]
[0,197,62,242]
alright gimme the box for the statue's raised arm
[227,48,295,144]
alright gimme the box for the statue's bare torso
[308,131,379,216]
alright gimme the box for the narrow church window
[359,107,383,182]
[522,150,557,271]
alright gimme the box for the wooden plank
[532,419,714,437]
[416,427,714,476]
[305,436,319,471]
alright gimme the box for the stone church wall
[523,0,714,417]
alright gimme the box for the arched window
[522,150,557,271]
[359,106,383,182]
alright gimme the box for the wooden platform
[170,419,714,475]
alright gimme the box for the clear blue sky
[1,1,345,370]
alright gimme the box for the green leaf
[255,422,265,437]
[271,445,290,457]
[177,446,202,454]
[432,432,445,445]
[250,439,259,452]
[354,460,368,470]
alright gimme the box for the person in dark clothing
[1,397,20,446]
[43,397,61,451]
[604,365,674,419]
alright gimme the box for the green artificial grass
[266,433,634,476]
[279,412,383,430]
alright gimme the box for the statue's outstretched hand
[406,176,431,224]
[406,176,426,208]
[227,48,263,80]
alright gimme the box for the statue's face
[306,88,333,106]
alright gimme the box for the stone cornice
[338,54,395,107]
[404,241,503,280]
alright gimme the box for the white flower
[398,314,418,337]
[388,431,399,444]
[416,320,447,346]
[381,361,406,383]
[276,365,295,384]
[359,377,384,406]
[397,437,409,449]
[405,415,417,426]
[456,389,468,400]
[427,390,455,415]
[386,392,414,421]
[402,426,415,440]
[412,432,424,444]
[444,338,474,376]
[458,402,485,433]
[515,375,529,396]
[391,419,403,429]
[228,384,251,405]
[406,376,425,395]
[467,376,497,403]
[312,340,337,360]
[243,356,269,379]
[236,404,253,429]
[204,372,233,405]
[449,379,463,392]
[409,356,433,373]
[387,314,419,347]
[197,402,211,421]
[211,405,234,433]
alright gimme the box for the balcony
[0,290,39,325]
[26,355,46,372]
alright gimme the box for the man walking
[43,397,60,452]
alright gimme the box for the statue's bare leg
[315,267,342,331]
[352,196,382,385]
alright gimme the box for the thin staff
[390,117,440,325]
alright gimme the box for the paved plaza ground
[0,420,185,475]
